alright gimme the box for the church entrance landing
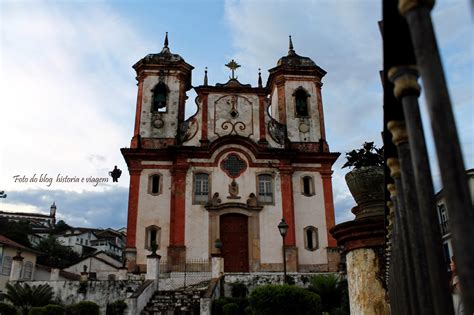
[220,213,249,272]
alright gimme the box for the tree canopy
[35,235,80,268]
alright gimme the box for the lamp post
[278,218,289,284]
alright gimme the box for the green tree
[35,235,80,268]
[0,218,33,247]
[3,283,54,315]
[53,220,70,234]
[308,274,349,314]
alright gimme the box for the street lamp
[278,218,289,284]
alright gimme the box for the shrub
[106,300,127,315]
[0,302,18,315]
[230,282,248,298]
[212,298,249,315]
[249,284,321,315]
[223,303,239,315]
[43,305,65,315]
[66,302,99,315]
[28,307,45,315]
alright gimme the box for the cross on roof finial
[225,59,241,79]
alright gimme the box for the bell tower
[131,33,194,149]
[267,36,328,145]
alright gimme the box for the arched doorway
[220,213,249,272]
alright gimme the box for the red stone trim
[279,163,296,246]
[321,169,337,247]
[201,93,209,144]
[315,81,326,140]
[141,165,173,169]
[131,81,144,148]
[126,163,142,248]
[277,84,286,123]
[258,95,267,143]
[169,163,188,246]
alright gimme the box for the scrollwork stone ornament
[268,119,287,144]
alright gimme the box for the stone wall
[15,280,143,314]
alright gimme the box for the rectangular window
[1,256,12,276]
[438,204,450,235]
[258,174,273,204]
[194,173,210,203]
[22,261,33,280]
[149,174,162,195]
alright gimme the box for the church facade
[122,35,340,273]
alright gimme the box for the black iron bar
[401,5,474,312]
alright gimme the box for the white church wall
[139,72,182,139]
[135,168,172,265]
[258,170,285,265]
[184,166,210,260]
[292,171,328,266]
[283,78,321,142]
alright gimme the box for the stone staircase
[141,281,210,315]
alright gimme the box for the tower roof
[133,32,193,71]
[275,36,318,69]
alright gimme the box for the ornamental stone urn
[345,166,385,220]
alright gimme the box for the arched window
[257,174,274,204]
[194,173,210,204]
[294,88,309,117]
[148,174,162,195]
[151,82,168,112]
[304,226,319,251]
[1,256,12,275]
[22,261,33,280]
[145,225,161,250]
[301,175,315,196]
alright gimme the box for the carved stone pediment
[204,202,263,212]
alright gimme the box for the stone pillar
[80,272,88,282]
[118,267,128,280]
[284,246,298,273]
[125,248,137,273]
[331,216,389,315]
[211,254,224,279]
[10,251,24,281]
[50,268,60,281]
[146,253,161,280]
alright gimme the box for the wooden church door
[220,213,249,272]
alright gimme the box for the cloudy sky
[0,0,472,229]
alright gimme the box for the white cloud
[224,0,383,221]
[0,2,151,192]
[223,0,472,221]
